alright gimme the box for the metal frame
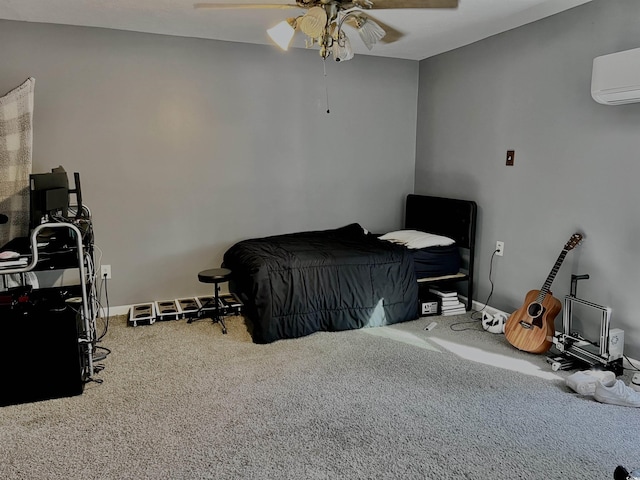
[553,291,623,375]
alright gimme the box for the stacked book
[428,287,467,316]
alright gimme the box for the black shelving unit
[404,194,477,311]
[0,220,98,406]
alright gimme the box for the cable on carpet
[624,355,640,372]
[450,249,498,332]
[469,248,497,321]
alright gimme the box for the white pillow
[379,229,455,249]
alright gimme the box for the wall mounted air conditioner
[591,47,640,105]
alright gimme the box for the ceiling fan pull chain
[323,58,330,114]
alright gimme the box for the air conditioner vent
[591,47,640,105]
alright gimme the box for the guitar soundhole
[527,302,543,318]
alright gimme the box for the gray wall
[416,0,640,358]
[0,20,418,306]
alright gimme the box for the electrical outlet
[496,241,504,256]
[101,264,112,279]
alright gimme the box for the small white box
[196,296,217,312]
[154,300,180,321]
[608,328,624,360]
[421,301,438,316]
[176,297,200,319]
[129,303,156,327]
[219,293,243,315]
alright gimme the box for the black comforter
[223,224,419,343]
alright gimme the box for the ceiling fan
[194,0,459,62]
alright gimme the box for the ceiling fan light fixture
[267,18,296,51]
[332,34,354,62]
[298,7,328,39]
[197,0,459,63]
[356,17,385,50]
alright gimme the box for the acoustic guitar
[504,233,583,354]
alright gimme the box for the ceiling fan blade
[366,16,404,43]
[194,3,300,10]
[345,14,405,44]
[367,0,458,9]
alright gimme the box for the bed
[223,194,477,343]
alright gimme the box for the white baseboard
[100,304,131,317]
[458,295,509,319]
[107,297,640,372]
[473,301,509,319]
[108,300,510,322]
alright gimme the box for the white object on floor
[630,372,640,392]
[482,311,506,334]
[425,321,438,331]
[594,378,640,407]
[565,370,616,395]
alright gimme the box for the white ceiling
[0,0,592,61]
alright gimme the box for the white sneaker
[630,372,640,392]
[482,312,506,334]
[594,378,640,407]
[586,369,616,382]
[566,370,616,395]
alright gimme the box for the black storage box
[0,290,84,406]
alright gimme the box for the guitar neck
[536,249,568,303]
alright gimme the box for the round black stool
[192,267,232,334]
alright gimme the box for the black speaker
[0,294,85,407]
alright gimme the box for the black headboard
[404,194,477,249]
[405,194,478,310]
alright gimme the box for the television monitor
[29,171,69,229]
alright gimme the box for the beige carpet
[0,312,637,480]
